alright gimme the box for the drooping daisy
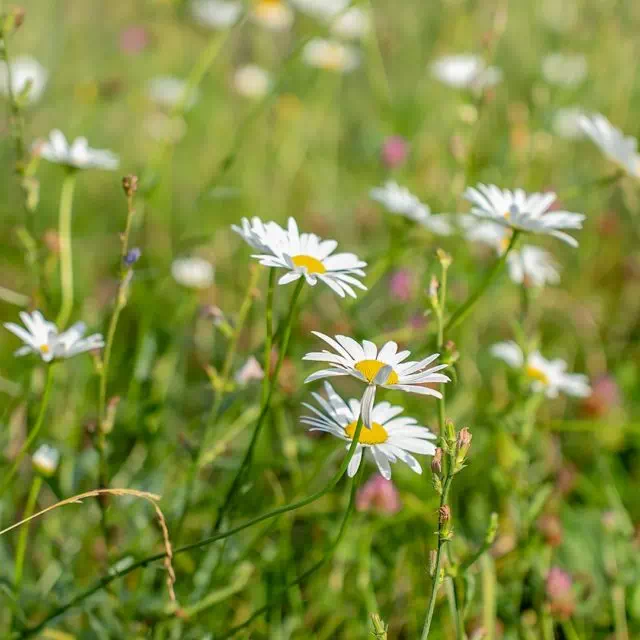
[233,64,271,99]
[4,311,105,362]
[171,257,215,289]
[491,341,591,398]
[303,332,449,426]
[36,130,119,170]
[370,181,454,234]
[0,55,48,105]
[251,0,293,31]
[330,7,370,40]
[147,76,200,112]
[463,183,585,247]
[541,53,587,88]
[190,0,242,29]
[430,54,502,91]
[232,217,367,298]
[579,114,640,179]
[301,382,437,479]
[302,38,360,73]
[290,0,349,20]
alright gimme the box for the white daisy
[0,55,48,105]
[232,217,367,299]
[36,130,119,171]
[32,444,60,477]
[491,341,591,398]
[463,183,585,247]
[147,76,200,111]
[171,257,214,289]
[579,114,640,179]
[301,382,437,479]
[251,0,294,31]
[290,0,350,20]
[4,311,105,362]
[144,112,188,143]
[330,7,370,40]
[551,107,585,140]
[303,332,449,427]
[233,64,271,99]
[190,0,242,29]
[541,53,587,88]
[431,54,502,91]
[302,38,360,73]
[370,181,454,234]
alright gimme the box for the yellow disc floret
[355,360,399,385]
[344,420,389,445]
[292,255,327,275]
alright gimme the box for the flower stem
[56,171,78,329]
[261,268,276,405]
[445,231,519,334]
[13,475,42,591]
[0,30,26,166]
[0,366,55,497]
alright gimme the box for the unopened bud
[370,613,388,638]
[428,275,439,305]
[431,447,443,475]
[122,174,138,197]
[32,444,59,477]
[445,419,456,447]
[454,426,472,473]
[439,504,451,524]
[444,340,459,365]
[436,248,452,269]
[101,396,120,434]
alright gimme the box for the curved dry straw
[0,488,176,603]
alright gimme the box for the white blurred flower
[541,53,587,88]
[251,0,293,31]
[32,444,60,477]
[302,38,360,73]
[233,64,271,99]
[171,257,214,289]
[491,341,591,398]
[552,107,585,140]
[330,7,370,40]
[36,130,119,170]
[431,54,502,91]
[235,356,265,385]
[147,76,199,111]
[0,55,48,104]
[191,0,242,29]
[143,112,188,143]
[290,0,349,20]
[579,113,640,179]
[4,311,104,362]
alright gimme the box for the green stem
[0,366,55,497]
[56,171,78,330]
[13,476,42,591]
[561,619,581,640]
[261,268,276,405]
[445,231,519,334]
[212,278,304,531]
[0,31,26,166]
[19,414,365,639]
[612,584,629,640]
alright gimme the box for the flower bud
[431,447,443,476]
[436,248,452,269]
[445,419,456,447]
[32,444,60,477]
[122,174,138,197]
[454,426,472,473]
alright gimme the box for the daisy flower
[551,107,585,140]
[171,257,215,289]
[233,64,271,99]
[301,382,437,479]
[302,38,360,73]
[330,7,370,40]
[579,114,640,179]
[36,130,119,171]
[370,181,454,234]
[190,0,242,29]
[431,54,502,91]
[303,332,449,427]
[290,0,350,20]
[4,311,105,362]
[232,217,367,298]
[147,76,200,111]
[32,444,60,477]
[0,55,48,105]
[251,0,293,31]
[491,341,591,398]
[463,183,585,247]
[541,53,587,88]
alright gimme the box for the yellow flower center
[355,360,399,385]
[321,45,347,70]
[40,344,50,354]
[526,365,549,385]
[344,420,389,445]
[292,254,326,274]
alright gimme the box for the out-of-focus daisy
[147,76,199,112]
[370,181,454,234]
[290,0,349,20]
[579,114,640,179]
[551,107,585,140]
[302,38,360,73]
[232,217,367,298]
[191,0,242,29]
[35,130,119,170]
[301,382,437,479]
[171,257,214,289]
[233,64,271,99]
[32,444,60,477]
[491,341,591,398]
[235,356,265,385]
[0,55,48,104]
[4,311,104,362]
[251,0,293,31]
[464,183,585,247]
[304,332,449,426]
[541,53,587,88]
[143,112,188,143]
[330,7,370,40]
[431,54,502,91]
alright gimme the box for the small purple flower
[381,135,409,169]
[123,247,141,266]
[356,474,402,515]
[389,269,414,302]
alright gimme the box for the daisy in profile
[0,55,48,105]
[232,217,367,298]
[464,183,585,247]
[491,341,591,398]
[36,130,119,170]
[190,0,242,29]
[302,38,360,73]
[579,114,640,179]
[303,333,449,426]
[251,0,293,31]
[541,53,587,88]
[431,54,502,92]
[370,181,454,234]
[301,382,437,479]
[4,311,104,362]
[171,257,214,289]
